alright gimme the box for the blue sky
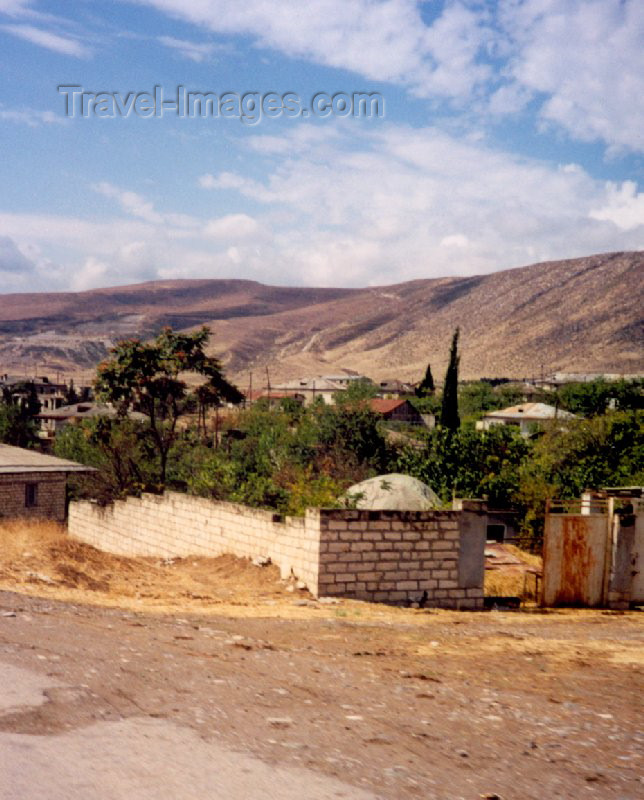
[0,0,642,292]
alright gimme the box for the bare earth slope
[0,251,641,380]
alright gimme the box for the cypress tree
[416,363,435,396]
[440,328,460,431]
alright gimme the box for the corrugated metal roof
[0,444,94,474]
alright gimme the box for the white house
[476,402,577,436]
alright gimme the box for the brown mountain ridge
[0,251,642,383]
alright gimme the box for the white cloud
[70,256,109,292]
[131,0,644,153]
[193,124,644,286]
[1,22,91,57]
[0,234,34,273]
[440,234,469,249]
[93,182,196,229]
[1,124,642,292]
[0,234,62,293]
[204,213,260,240]
[590,181,644,231]
[198,173,217,190]
[93,182,163,225]
[0,1,32,14]
[0,105,65,126]
[132,0,492,102]
[157,34,218,62]
[496,0,644,153]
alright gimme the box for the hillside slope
[0,251,641,382]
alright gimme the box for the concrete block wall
[68,493,486,607]
[0,473,67,522]
[69,492,320,590]
[316,505,486,609]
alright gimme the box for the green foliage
[525,411,643,499]
[333,378,378,407]
[513,410,643,548]
[409,394,441,415]
[458,381,524,419]
[95,326,242,486]
[0,383,40,447]
[440,328,460,431]
[556,378,643,417]
[394,425,529,507]
[54,418,156,503]
[180,398,390,514]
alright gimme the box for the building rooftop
[0,444,94,474]
[273,377,346,392]
[370,397,409,414]
[483,402,577,421]
[36,402,147,422]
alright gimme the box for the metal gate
[542,500,612,607]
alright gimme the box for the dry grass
[0,519,556,618]
[0,518,302,614]
[504,544,543,569]
[485,570,540,600]
[484,545,543,601]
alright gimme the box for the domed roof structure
[343,473,440,511]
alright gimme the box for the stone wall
[0,473,67,522]
[68,493,486,608]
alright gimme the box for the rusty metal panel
[542,513,608,607]
[631,513,644,603]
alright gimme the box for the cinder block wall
[0,473,67,521]
[69,492,320,590]
[316,505,486,609]
[68,494,486,607]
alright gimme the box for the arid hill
[0,251,641,383]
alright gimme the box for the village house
[0,373,68,412]
[526,371,644,392]
[265,374,372,406]
[376,379,415,398]
[36,402,147,445]
[0,444,94,522]
[476,402,577,436]
[370,397,425,425]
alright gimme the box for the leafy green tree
[95,326,243,487]
[0,383,40,447]
[458,381,524,420]
[514,410,643,547]
[440,328,460,431]
[557,378,643,417]
[458,381,497,418]
[394,425,528,507]
[317,403,389,471]
[54,418,156,503]
[334,378,378,407]
[416,363,435,396]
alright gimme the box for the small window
[25,483,38,508]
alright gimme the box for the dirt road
[0,522,642,798]
[1,586,642,800]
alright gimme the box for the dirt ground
[0,521,642,799]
